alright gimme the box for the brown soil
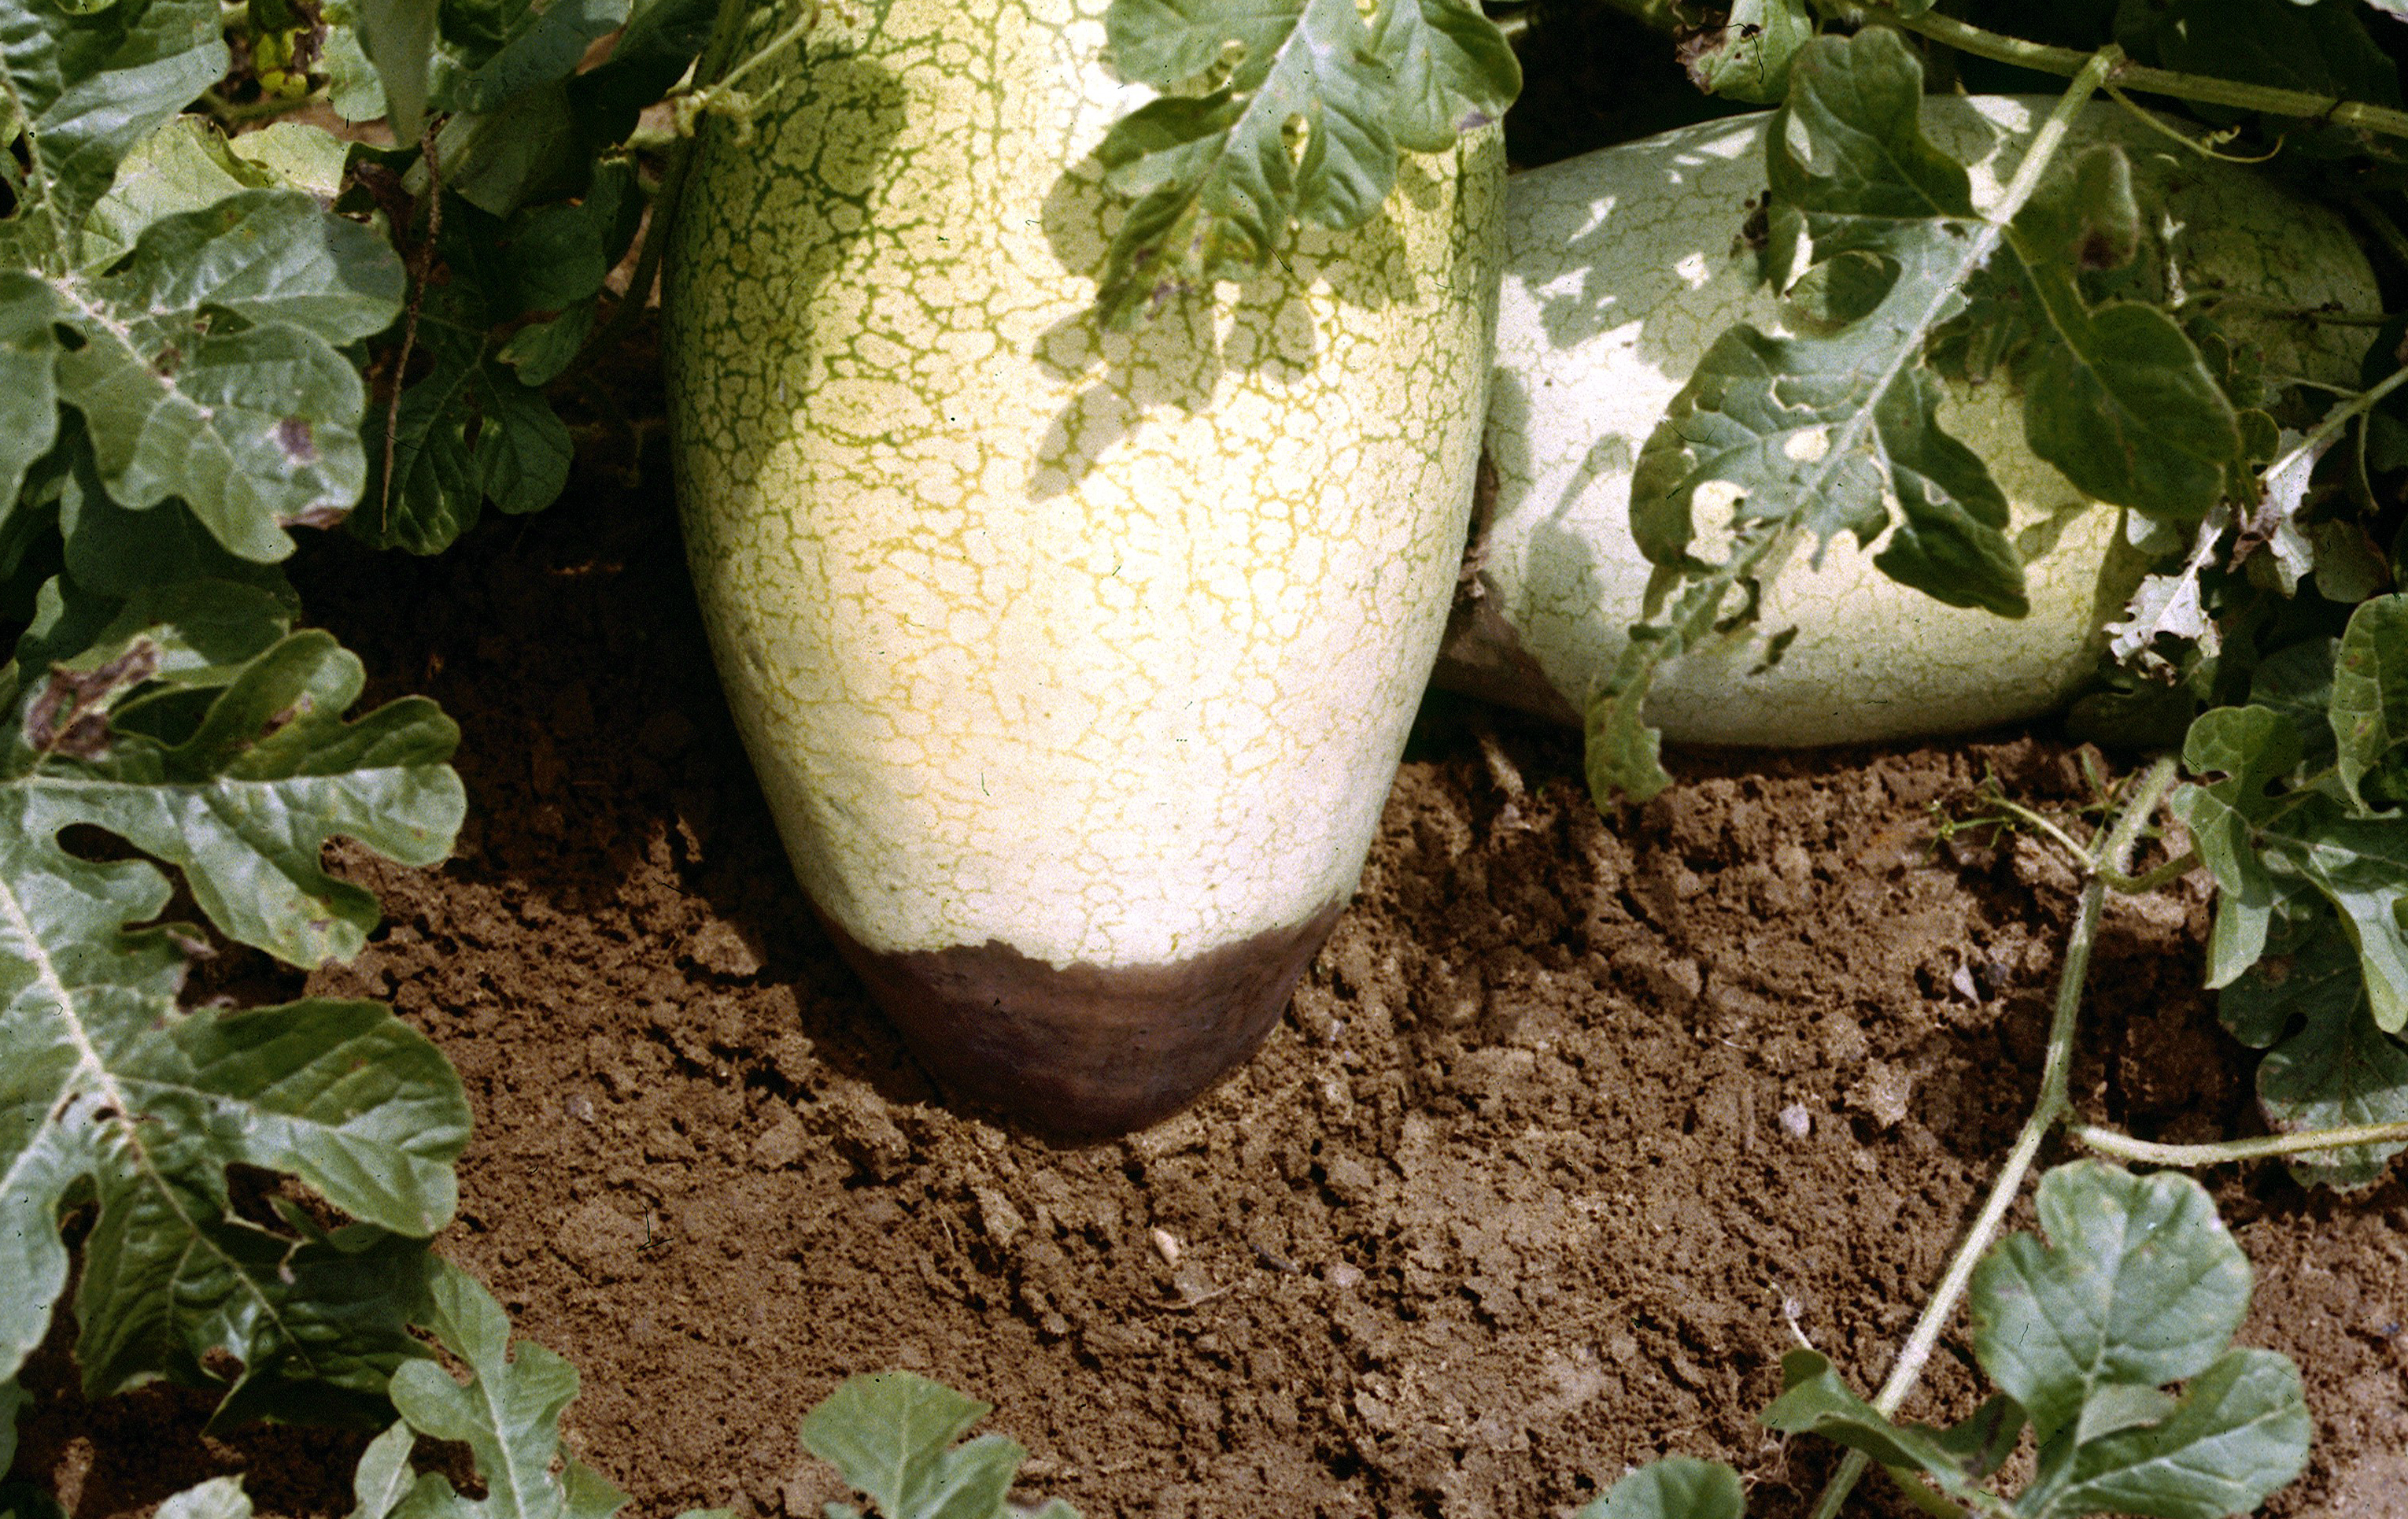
[16,12,2408,1517]
[18,396,2408,1519]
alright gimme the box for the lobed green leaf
[1760,1351,2021,1505]
[6,190,408,562]
[2224,904,2408,1188]
[352,170,626,552]
[1571,1455,1745,1519]
[2172,704,2306,989]
[0,0,229,248]
[2013,297,2240,525]
[388,1260,623,1519]
[2332,595,2408,812]
[2254,797,2408,1033]
[1970,1163,2253,1447]
[1093,0,1514,326]
[2037,1349,2310,1518]
[1368,0,1520,150]
[1675,0,1812,105]
[800,1370,1080,1519]
[0,778,467,1416]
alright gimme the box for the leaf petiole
[707,0,822,97]
[1865,4,2408,142]
[1993,45,2127,218]
[2265,362,2408,483]
[2100,83,2276,163]
[2075,1119,2408,1166]
[201,84,333,124]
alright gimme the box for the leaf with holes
[0,788,467,1420]
[0,0,229,243]
[0,558,463,1431]
[2221,902,2408,1188]
[1590,28,2023,801]
[1676,0,1813,104]
[380,1258,635,1519]
[1092,0,1516,326]
[2332,595,2408,812]
[3,623,464,963]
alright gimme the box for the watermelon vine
[2,0,2407,1512]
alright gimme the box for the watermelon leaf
[1092,0,1517,326]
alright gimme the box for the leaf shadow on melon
[1518,115,1773,364]
[1436,362,1642,723]
[1022,151,1414,501]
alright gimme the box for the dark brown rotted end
[818,901,1346,1142]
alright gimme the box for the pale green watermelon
[666,0,1504,1135]
[1442,97,2378,747]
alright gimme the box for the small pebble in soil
[1778,1103,1813,1140]
[1325,1262,1365,1288]
[1150,1228,1182,1266]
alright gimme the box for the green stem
[2266,363,2408,480]
[1871,7,2408,140]
[713,1,819,94]
[1808,756,2177,1519]
[2262,376,2358,397]
[2110,850,2199,896]
[1985,794,2200,893]
[1985,797,2096,873]
[1990,46,2124,219]
[2076,1120,2408,1166]
[2101,81,2270,162]
[203,86,332,124]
